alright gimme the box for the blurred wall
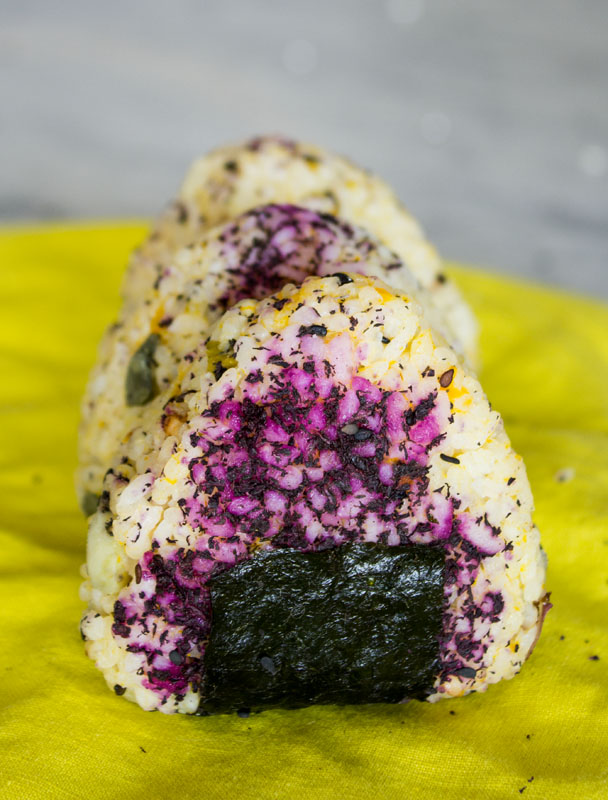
[1,0,607,296]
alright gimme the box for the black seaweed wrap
[201,543,445,713]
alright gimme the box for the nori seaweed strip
[125,334,160,406]
[200,542,445,714]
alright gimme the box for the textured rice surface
[122,136,478,362]
[80,274,547,714]
[78,204,461,504]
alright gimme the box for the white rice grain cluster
[80,275,548,714]
[122,136,477,366]
[79,136,547,715]
[78,204,465,507]
[78,137,478,506]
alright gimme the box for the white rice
[80,274,547,713]
[78,204,470,505]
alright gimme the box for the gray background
[1,0,607,297]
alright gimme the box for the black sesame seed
[114,684,126,696]
[331,272,353,285]
[439,369,454,388]
[440,454,461,465]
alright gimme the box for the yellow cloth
[0,223,606,800]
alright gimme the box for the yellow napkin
[0,224,606,800]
